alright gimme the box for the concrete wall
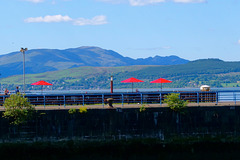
[0,106,239,141]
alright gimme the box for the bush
[68,108,77,114]
[139,104,146,112]
[2,94,36,125]
[163,93,188,113]
[79,107,87,113]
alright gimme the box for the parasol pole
[132,82,133,93]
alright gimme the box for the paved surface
[0,102,239,111]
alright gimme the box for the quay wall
[0,106,240,141]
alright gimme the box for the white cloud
[24,15,108,26]
[129,0,165,6]
[73,15,107,26]
[238,40,240,45]
[23,0,72,3]
[130,0,206,5]
[29,0,206,5]
[96,0,125,2]
[173,0,206,3]
[24,15,72,23]
[96,0,206,5]
[23,0,45,3]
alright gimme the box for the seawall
[0,105,239,142]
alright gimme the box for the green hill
[1,59,240,90]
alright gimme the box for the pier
[1,90,240,109]
[0,90,240,142]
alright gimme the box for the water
[25,87,240,95]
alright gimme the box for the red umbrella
[121,77,144,92]
[31,80,52,85]
[150,78,172,91]
[31,80,52,94]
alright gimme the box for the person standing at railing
[15,86,20,94]
[4,88,9,95]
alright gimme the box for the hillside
[0,46,188,78]
[1,58,240,90]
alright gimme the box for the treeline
[1,59,240,90]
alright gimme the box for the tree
[2,94,35,125]
[163,93,188,113]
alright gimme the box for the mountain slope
[2,58,240,90]
[0,46,189,78]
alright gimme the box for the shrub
[79,107,87,113]
[139,104,146,112]
[68,108,77,114]
[163,93,188,113]
[3,94,36,125]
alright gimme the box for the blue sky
[0,0,240,61]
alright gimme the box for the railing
[1,90,240,108]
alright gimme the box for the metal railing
[1,90,240,108]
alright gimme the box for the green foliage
[2,94,35,125]
[3,59,240,90]
[68,107,87,115]
[139,104,146,112]
[68,108,77,114]
[79,107,87,114]
[163,93,188,113]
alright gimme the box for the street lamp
[110,75,113,93]
[20,48,28,94]
[0,73,1,94]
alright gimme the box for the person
[15,86,20,94]
[4,88,9,95]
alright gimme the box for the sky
[0,0,240,61]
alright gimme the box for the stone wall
[0,106,239,141]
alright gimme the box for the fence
[1,90,240,108]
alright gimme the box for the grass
[0,66,148,85]
[221,83,240,87]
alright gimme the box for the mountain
[134,55,188,65]
[0,46,189,78]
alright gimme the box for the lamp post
[110,75,113,93]
[20,48,28,94]
[0,73,1,94]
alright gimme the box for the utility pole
[20,48,28,94]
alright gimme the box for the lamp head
[20,48,28,52]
